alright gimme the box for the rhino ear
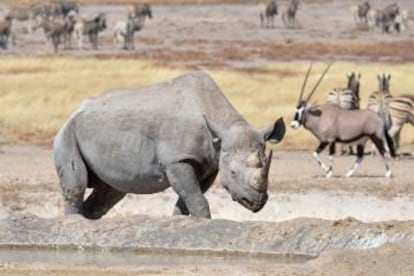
[204,116,228,142]
[262,117,286,144]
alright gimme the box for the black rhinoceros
[54,71,285,219]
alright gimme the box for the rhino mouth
[237,193,268,213]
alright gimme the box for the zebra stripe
[386,95,414,151]
[367,91,393,113]
[326,88,360,110]
[389,95,414,126]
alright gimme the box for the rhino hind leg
[54,124,88,216]
[81,175,126,219]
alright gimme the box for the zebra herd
[260,0,412,33]
[351,2,411,33]
[0,1,153,52]
[259,0,299,29]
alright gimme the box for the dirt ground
[1,145,414,274]
[1,1,414,69]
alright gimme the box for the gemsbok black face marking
[291,63,396,178]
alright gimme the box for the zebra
[73,13,107,50]
[128,3,152,27]
[366,74,394,154]
[7,4,50,33]
[281,0,299,28]
[51,0,80,18]
[113,17,142,50]
[387,95,414,153]
[326,72,361,110]
[259,0,278,28]
[350,1,370,26]
[369,75,414,153]
[401,9,414,29]
[376,3,400,33]
[326,72,361,154]
[367,74,393,120]
[33,10,77,52]
[0,14,14,49]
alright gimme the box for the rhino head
[206,117,285,213]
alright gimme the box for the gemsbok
[291,64,396,178]
[326,72,361,154]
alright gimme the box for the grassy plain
[0,57,413,148]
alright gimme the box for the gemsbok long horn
[298,63,313,104]
[305,62,333,103]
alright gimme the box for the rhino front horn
[250,150,272,191]
[261,150,273,180]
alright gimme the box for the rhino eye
[231,170,236,175]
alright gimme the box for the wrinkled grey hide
[54,71,285,219]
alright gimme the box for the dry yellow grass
[0,57,413,149]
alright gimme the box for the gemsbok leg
[313,142,330,174]
[370,135,393,178]
[346,145,364,177]
[326,143,335,178]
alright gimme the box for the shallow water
[0,247,312,267]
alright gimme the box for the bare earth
[1,0,414,69]
[0,145,414,275]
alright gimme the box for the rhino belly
[77,130,170,194]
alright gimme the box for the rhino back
[71,71,238,192]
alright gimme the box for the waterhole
[0,247,312,267]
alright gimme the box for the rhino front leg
[173,170,218,216]
[173,198,189,216]
[166,163,211,218]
